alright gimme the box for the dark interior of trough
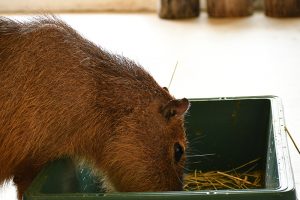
[185,99,271,172]
[39,98,274,194]
[184,99,272,189]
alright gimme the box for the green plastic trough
[24,96,298,200]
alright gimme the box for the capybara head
[0,16,190,195]
[98,98,190,192]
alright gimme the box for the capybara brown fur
[0,16,190,199]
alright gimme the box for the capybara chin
[0,16,190,199]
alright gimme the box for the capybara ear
[161,98,190,120]
[162,87,169,92]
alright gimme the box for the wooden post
[207,0,253,17]
[159,0,200,19]
[264,0,300,17]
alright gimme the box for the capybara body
[0,17,189,199]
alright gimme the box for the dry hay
[184,158,263,191]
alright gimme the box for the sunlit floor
[1,12,300,199]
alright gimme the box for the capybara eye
[174,142,184,163]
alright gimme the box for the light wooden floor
[1,12,299,199]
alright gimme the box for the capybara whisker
[186,154,215,158]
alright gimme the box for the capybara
[0,16,189,199]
